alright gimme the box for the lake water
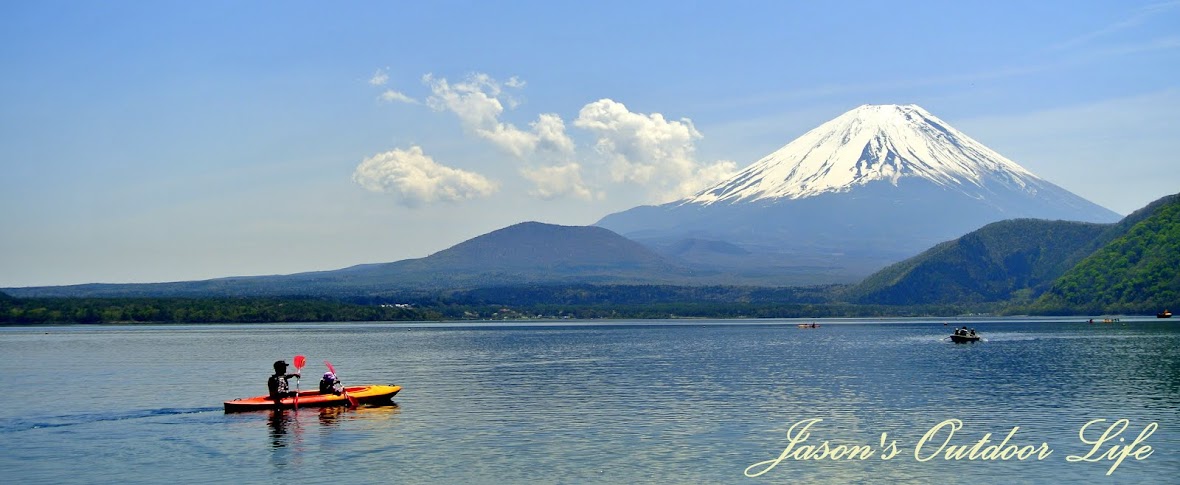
[1,318,1177,484]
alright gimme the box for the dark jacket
[268,373,298,401]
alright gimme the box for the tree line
[0,296,434,324]
[1,288,986,324]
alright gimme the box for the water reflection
[268,404,402,450]
[267,410,294,449]
[318,406,344,427]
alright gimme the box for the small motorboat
[1158,310,1172,319]
[224,384,401,412]
[949,333,981,343]
[797,323,821,328]
[948,327,981,343]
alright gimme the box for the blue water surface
[1,318,1176,484]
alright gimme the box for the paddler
[267,360,301,406]
[320,371,344,395]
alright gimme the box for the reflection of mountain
[597,104,1120,283]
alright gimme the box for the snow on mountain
[687,104,1043,205]
[595,103,1122,284]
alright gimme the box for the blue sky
[2,0,1178,287]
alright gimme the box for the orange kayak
[224,384,401,412]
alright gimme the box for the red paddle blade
[324,360,336,374]
[293,355,306,369]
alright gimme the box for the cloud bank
[575,99,738,201]
[357,72,737,206]
[353,146,498,207]
[520,163,596,200]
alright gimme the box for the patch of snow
[685,104,1045,205]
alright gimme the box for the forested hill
[4,195,1179,321]
[1030,193,1180,314]
[843,219,1110,305]
[844,192,1180,314]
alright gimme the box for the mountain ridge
[4,194,1177,316]
[845,219,1111,305]
[2,222,696,298]
[597,103,1121,283]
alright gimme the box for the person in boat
[268,360,301,405]
[969,328,976,337]
[320,371,344,395]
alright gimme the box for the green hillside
[1031,194,1180,314]
[845,219,1109,305]
[5,196,1179,320]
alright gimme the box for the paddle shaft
[292,354,306,410]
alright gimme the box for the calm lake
[1,318,1176,484]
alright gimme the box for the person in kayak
[319,371,344,395]
[268,360,300,406]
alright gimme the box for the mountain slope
[3,222,693,298]
[597,104,1121,283]
[845,219,1110,305]
[1033,193,1180,313]
[424,222,671,270]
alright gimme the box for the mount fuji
[596,104,1121,284]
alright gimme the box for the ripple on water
[0,320,1177,483]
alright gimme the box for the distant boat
[949,334,981,343]
[797,323,820,329]
[1159,310,1173,318]
[949,326,981,343]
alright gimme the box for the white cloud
[521,163,596,200]
[379,89,416,104]
[377,74,735,203]
[353,146,498,207]
[574,98,737,201]
[531,113,575,154]
[683,158,740,197]
[424,73,575,160]
[369,68,389,86]
[424,73,505,128]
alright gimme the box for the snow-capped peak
[686,104,1043,205]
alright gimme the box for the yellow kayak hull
[224,384,401,412]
